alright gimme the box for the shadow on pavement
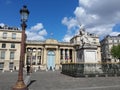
[27,80,36,87]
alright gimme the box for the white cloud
[79,0,97,8]
[26,23,47,41]
[62,0,120,41]
[87,24,113,37]
[62,17,78,30]
[38,29,47,36]
[30,23,43,31]
[62,34,73,42]
[0,23,5,27]
[110,32,120,36]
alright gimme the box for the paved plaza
[1,71,120,90]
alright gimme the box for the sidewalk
[28,71,120,90]
[0,71,120,90]
[0,71,28,90]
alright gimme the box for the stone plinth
[77,45,102,74]
[78,45,98,63]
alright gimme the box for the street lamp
[12,5,29,90]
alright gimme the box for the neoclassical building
[25,39,75,71]
[0,26,21,71]
[0,25,101,71]
[100,35,120,63]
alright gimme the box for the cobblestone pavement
[1,71,120,90]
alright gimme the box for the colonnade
[26,48,43,66]
[60,49,73,63]
[25,47,75,70]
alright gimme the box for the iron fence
[61,63,120,77]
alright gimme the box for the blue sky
[0,0,120,42]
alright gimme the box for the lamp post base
[12,81,28,90]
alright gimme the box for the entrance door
[47,51,55,70]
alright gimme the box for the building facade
[25,39,75,71]
[100,35,120,63]
[0,26,21,71]
[0,26,101,71]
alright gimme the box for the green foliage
[111,44,120,59]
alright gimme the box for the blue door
[47,51,55,70]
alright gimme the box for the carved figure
[79,25,91,45]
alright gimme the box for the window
[114,40,117,43]
[117,39,119,43]
[108,40,112,43]
[37,56,41,65]
[11,43,15,48]
[9,63,13,70]
[12,33,16,39]
[10,52,14,60]
[0,51,5,59]
[93,38,96,41]
[2,32,7,39]
[0,63,4,69]
[2,43,6,48]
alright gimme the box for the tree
[111,44,120,60]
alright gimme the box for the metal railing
[61,63,120,77]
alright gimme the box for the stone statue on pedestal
[79,25,91,46]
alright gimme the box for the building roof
[0,25,19,31]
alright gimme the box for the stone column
[30,48,33,72]
[55,48,60,70]
[63,49,65,63]
[71,49,74,63]
[35,49,37,72]
[58,48,60,63]
[74,49,77,63]
[67,49,70,62]
[60,49,62,63]
[36,48,38,66]
[41,48,43,64]
[58,48,61,69]
[43,47,47,70]
[37,48,41,66]
[35,49,37,65]
[39,48,44,70]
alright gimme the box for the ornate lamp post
[12,5,29,90]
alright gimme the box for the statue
[79,25,91,46]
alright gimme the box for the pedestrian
[14,66,16,71]
[27,65,30,75]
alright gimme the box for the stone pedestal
[78,45,98,63]
[78,45,102,74]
